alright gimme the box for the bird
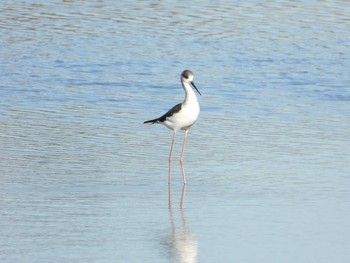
[144,70,201,185]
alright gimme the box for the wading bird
[144,70,201,184]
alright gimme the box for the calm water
[1,0,350,262]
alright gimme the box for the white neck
[182,81,198,106]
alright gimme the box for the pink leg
[180,184,187,209]
[180,130,188,185]
[168,184,172,209]
[168,130,176,184]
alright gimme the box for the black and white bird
[144,70,201,184]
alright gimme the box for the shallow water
[1,0,350,262]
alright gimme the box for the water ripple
[1,1,350,262]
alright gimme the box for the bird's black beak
[191,82,201,96]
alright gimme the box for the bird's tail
[143,118,159,124]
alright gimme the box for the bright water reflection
[166,186,198,263]
[1,0,350,262]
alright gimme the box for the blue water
[1,1,350,262]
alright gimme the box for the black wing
[144,103,182,124]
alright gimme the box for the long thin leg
[168,184,172,209]
[168,130,176,184]
[180,130,188,185]
[180,184,187,209]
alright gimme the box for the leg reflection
[167,185,198,263]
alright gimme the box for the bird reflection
[167,185,198,263]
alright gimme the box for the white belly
[163,103,200,131]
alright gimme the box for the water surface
[1,0,350,262]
